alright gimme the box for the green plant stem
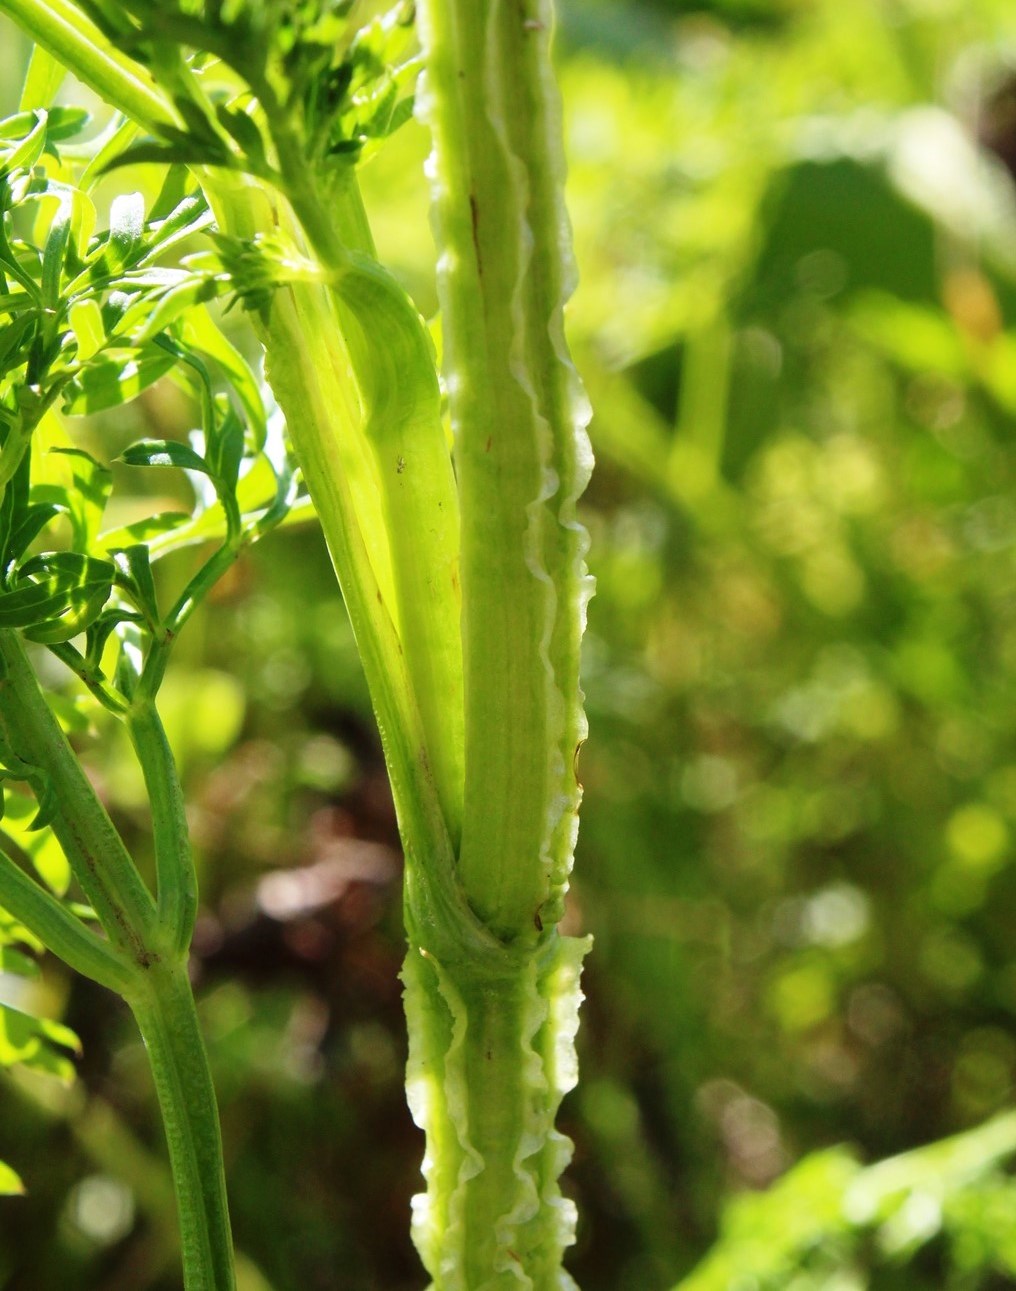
[407,0,593,1283]
[127,699,197,959]
[0,837,135,990]
[0,631,234,1291]
[418,0,592,939]
[0,0,173,135]
[253,275,453,867]
[0,629,159,963]
[126,958,235,1291]
[403,928,589,1289]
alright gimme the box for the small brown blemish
[469,193,482,275]
[485,435,492,453]
[377,589,383,603]
[396,454,406,474]
[573,738,585,787]
[534,909,543,932]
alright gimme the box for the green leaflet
[0,944,39,977]
[0,1000,80,1082]
[1,784,71,894]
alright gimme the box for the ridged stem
[403,929,589,1290]
[417,0,593,940]
[408,0,594,1283]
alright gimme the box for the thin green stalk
[0,0,174,135]
[0,838,136,991]
[205,75,467,844]
[0,634,233,1291]
[126,959,235,1291]
[235,152,467,848]
[330,260,465,849]
[127,699,197,960]
[0,630,160,964]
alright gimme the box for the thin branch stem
[0,835,136,991]
[127,700,196,959]
[0,629,159,964]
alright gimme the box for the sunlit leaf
[119,438,212,475]
[107,191,145,271]
[0,1160,24,1196]
[63,346,178,413]
[68,299,105,361]
[0,1002,80,1081]
[36,448,113,551]
[0,946,40,978]
[110,544,161,626]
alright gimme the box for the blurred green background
[2,0,1016,1287]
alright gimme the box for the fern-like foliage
[0,96,299,1194]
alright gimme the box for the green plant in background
[0,1,591,1288]
[676,1111,1016,1290]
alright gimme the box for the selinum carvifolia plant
[0,1,593,1287]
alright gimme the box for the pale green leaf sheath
[408,0,594,1285]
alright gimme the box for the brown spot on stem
[485,435,492,453]
[573,739,585,787]
[469,193,482,275]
